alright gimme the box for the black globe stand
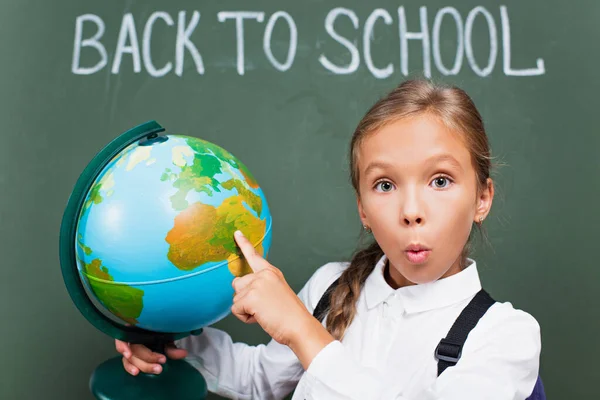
[59,121,208,400]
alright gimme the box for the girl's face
[356,114,493,287]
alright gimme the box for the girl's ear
[357,196,369,227]
[475,178,494,223]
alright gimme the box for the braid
[325,241,384,341]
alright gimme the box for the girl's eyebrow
[424,154,463,172]
[363,161,392,176]
[364,154,462,177]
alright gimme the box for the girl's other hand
[115,339,188,376]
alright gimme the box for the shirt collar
[364,254,482,314]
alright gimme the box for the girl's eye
[431,176,452,189]
[375,180,395,192]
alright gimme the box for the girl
[116,79,541,399]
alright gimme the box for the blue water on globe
[75,135,272,333]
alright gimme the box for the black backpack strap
[435,289,496,376]
[314,280,496,377]
[312,277,340,323]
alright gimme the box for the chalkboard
[1,1,597,399]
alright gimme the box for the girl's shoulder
[486,300,541,333]
[468,298,542,355]
[299,261,350,313]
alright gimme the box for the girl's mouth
[404,249,431,264]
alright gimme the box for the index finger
[234,230,267,272]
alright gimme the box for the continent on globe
[163,137,267,277]
[77,238,144,326]
[164,138,261,213]
[166,194,266,276]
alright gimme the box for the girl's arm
[175,261,346,400]
[176,327,302,400]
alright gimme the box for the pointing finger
[234,230,268,272]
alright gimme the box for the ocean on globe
[75,135,272,333]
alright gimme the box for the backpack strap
[313,283,544,399]
[313,277,341,323]
[435,289,496,376]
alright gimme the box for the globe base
[90,355,208,400]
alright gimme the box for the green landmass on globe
[77,236,144,325]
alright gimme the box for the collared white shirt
[177,256,541,399]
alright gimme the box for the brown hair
[324,79,493,341]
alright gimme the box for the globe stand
[90,336,208,400]
[59,121,210,400]
[90,358,207,400]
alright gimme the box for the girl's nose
[403,215,423,226]
[401,189,425,226]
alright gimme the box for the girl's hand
[115,339,188,376]
[231,230,313,347]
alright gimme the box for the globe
[60,121,272,399]
[75,125,272,334]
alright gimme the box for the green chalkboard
[1,0,597,398]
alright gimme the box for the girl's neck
[383,258,466,290]
[383,259,416,289]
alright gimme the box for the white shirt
[176,255,541,400]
